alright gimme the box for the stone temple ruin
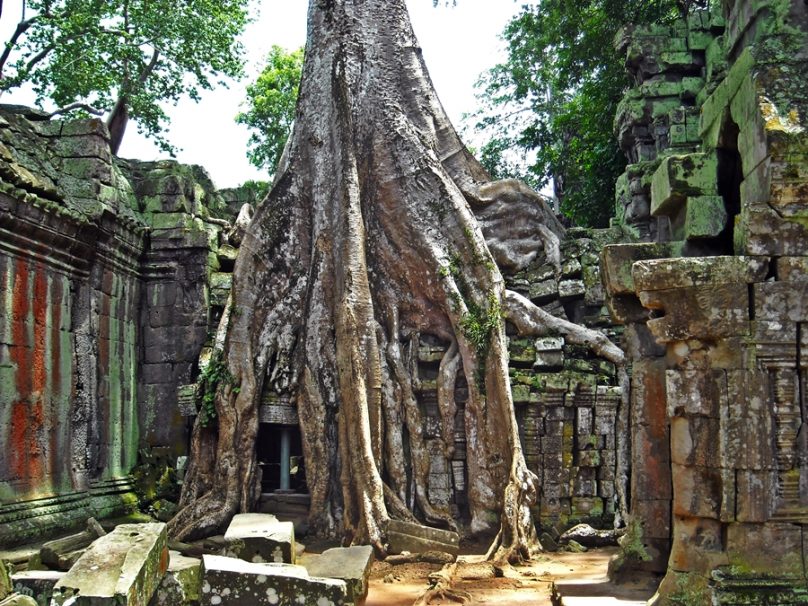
[1,0,807,604]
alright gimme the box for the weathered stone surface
[684,195,727,239]
[52,523,169,606]
[0,563,10,601]
[640,282,749,342]
[0,594,37,606]
[9,571,63,606]
[558,524,616,548]
[223,513,296,564]
[200,554,347,606]
[726,523,805,578]
[651,152,718,217]
[601,242,683,296]
[668,516,728,573]
[633,256,768,292]
[754,281,808,323]
[148,552,200,606]
[386,520,459,556]
[306,546,374,605]
[666,370,724,419]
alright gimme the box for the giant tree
[0,0,249,153]
[168,0,624,563]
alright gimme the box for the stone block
[651,152,718,217]
[776,257,808,282]
[622,323,666,359]
[670,417,721,468]
[726,523,804,578]
[671,463,722,519]
[223,514,295,565]
[666,369,724,418]
[742,203,808,257]
[11,570,66,605]
[577,450,600,468]
[200,555,347,606]
[631,424,672,501]
[52,523,169,606]
[570,497,604,518]
[600,242,683,296]
[606,294,650,324]
[558,279,586,300]
[633,499,671,540]
[684,195,727,239]
[734,470,776,523]
[149,551,200,606]
[633,255,769,292]
[700,47,754,136]
[641,282,750,342]
[668,516,727,573]
[754,281,808,323]
[305,546,374,606]
[386,519,459,556]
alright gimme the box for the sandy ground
[2,531,659,605]
[365,547,659,606]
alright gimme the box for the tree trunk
[107,96,128,155]
[168,0,618,563]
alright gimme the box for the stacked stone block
[0,108,235,545]
[407,226,626,532]
[605,1,808,601]
[613,10,725,242]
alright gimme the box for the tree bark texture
[169,0,622,563]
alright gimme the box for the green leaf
[235,45,304,173]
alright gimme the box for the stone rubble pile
[2,519,374,606]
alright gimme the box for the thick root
[503,290,625,365]
[412,563,471,606]
[485,456,541,565]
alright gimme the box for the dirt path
[366,547,658,606]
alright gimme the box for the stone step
[553,578,657,606]
[223,513,296,564]
[51,523,169,606]
[305,546,374,606]
[386,519,459,556]
[200,554,347,606]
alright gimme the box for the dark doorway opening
[715,116,743,254]
[257,424,306,493]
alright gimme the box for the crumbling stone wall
[0,107,231,545]
[605,1,808,601]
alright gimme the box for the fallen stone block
[306,546,374,605]
[40,518,106,571]
[558,524,617,548]
[148,551,201,606]
[10,570,64,606]
[51,523,169,606]
[200,554,347,606]
[386,520,459,556]
[224,513,295,564]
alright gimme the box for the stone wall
[0,107,230,545]
[605,1,808,601]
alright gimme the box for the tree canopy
[236,45,304,174]
[470,0,684,227]
[0,0,250,153]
